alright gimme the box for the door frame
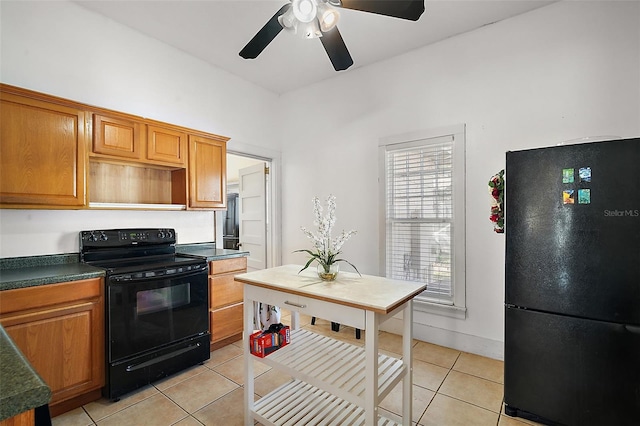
[227,143,281,269]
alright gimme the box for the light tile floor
[52,312,542,426]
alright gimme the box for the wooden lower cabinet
[0,409,34,426]
[210,303,244,343]
[0,278,104,416]
[209,257,247,350]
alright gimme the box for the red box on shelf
[250,325,290,358]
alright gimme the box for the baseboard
[210,333,242,352]
[49,388,102,418]
[380,316,504,361]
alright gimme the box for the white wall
[0,1,281,257]
[279,1,640,358]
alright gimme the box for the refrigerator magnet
[578,189,591,204]
[579,167,592,182]
[563,189,575,204]
[562,168,575,183]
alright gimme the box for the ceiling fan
[239,0,425,71]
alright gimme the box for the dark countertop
[0,254,105,291]
[0,324,51,421]
[176,243,250,262]
[0,243,248,291]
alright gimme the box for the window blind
[385,136,454,302]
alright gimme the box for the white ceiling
[75,0,556,95]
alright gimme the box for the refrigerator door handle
[624,325,640,334]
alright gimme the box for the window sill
[414,299,467,319]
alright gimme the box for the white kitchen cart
[235,265,426,426]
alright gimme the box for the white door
[239,162,267,271]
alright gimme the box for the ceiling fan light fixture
[317,3,340,32]
[292,0,317,23]
[301,19,322,39]
[242,0,425,70]
[277,7,297,30]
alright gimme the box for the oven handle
[125,342,202,372]
[110,264,208,283]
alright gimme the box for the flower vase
[317,263,339,281]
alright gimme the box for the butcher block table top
[234,264,426,315]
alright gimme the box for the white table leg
[291,310,300,330]
[365,309,379,425]
[402,300,413,426]
[244,294,255,426]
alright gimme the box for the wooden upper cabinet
[93,114,142,160]
[92,116,187,168]
[147,125,187,166]
[189,134,228,209]
[0,88,88,207]
[0,84,229,210]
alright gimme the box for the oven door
[107,265,209,362]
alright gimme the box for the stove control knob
[99,232,108,241]
[166,230,173,239]
[157,231,166,239]
[87,232,98,242]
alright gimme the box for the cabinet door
[0,91,88,207]
[188,135,227,209]
[211,303,244,342]
[93,114,142,160]
[147,125,187,166]
[210,257,247,275]
[210,274,244,309]
[0,279,104,409]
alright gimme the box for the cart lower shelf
[255,329,406,406]
[253,379,399,426]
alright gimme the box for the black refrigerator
[223,193,239,249]
[504,137,640,426]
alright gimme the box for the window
[379,125,466,318]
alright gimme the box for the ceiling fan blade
[239,4,291,59]
[320,27,354,71]
[337,0,424,21]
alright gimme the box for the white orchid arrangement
[295,195,360,275]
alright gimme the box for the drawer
[210,302,243,342]
[210,274,243,309]
[244,284,365,330]
[0,278,103,315]
[209,257,247,275]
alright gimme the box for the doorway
[216,152,278,271]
